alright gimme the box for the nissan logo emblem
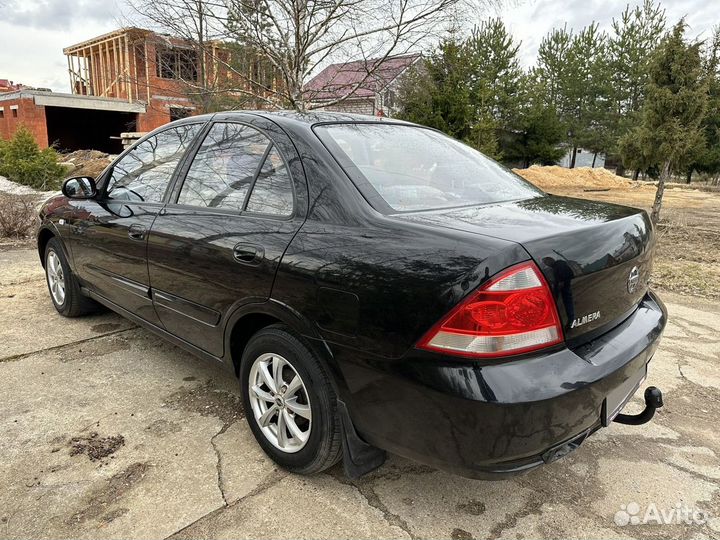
[627,266,640,294]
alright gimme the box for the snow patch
[0,175,58,199]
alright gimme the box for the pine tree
[620,21,708,223]
[689,26,720,183]
[607,0,666,174]
[396,38,475,144]
[534,23,611,168]
[397,20,527,159]
[570,23,613,166]
[464,19,524,142]
[534,26,573,113]
[514,80,566,167]
[0,126,66,190]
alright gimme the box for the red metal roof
[0,79,22,92]
[304,54,420,101]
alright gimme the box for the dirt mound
[59,150,115,179]
[513,165,635,191]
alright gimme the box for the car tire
[240,324,342,474]
[44,238,98,317]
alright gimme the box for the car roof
[179,110,415,129]
[254,110,414,126]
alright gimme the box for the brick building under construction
[0,28,257,153]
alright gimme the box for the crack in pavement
[0,327,136,363]
[328,470,416,540]
[678,362,688,381]
[210,422,234,507]
[662,345,718,363]
[160,381,244,509]
[660,458,718,484]
[164,470,289,539]
[488,497,544,540]
[668,317,720,337]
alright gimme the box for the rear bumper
[334,291,667,479]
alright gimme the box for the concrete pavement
[1,248,718,539]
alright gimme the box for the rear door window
[106,123,201,203]
[177,123,270,211]
[245,145,294,216]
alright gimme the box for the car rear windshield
[315,123,542,212]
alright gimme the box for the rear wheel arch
[228,312,283,376]
[224,302,341,392]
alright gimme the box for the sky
[0,0,717,92]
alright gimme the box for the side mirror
[62,176,97,199]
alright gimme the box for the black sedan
[37,112,666,479]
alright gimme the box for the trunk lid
[395,195,655,343]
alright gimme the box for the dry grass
[0,194,38,239]
[515,166,720,300]
[653,260,720,299]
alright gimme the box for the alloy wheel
[46,250,66,306]
[248,352,312,453]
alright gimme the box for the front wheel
[240,325,342,474]
[44,238,97,317]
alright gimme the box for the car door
[69,122,204,324]
[146,116,307,357]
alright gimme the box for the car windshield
[315,123,543,212]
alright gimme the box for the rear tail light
[417,262,563,358]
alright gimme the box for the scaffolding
[63,28,152,103]
[64,28,281,109]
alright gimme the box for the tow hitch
[613,386,664,426]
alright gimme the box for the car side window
[246,145,293,216]
[177,122,270,211]
[106,124,201,203]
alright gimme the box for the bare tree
[123,0,241,112]
[222,0,485,110]
[123,0,492,111]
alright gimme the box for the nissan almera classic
[37,111,666,479]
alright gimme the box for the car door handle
[233,243,264,265]
[128,224,147,241]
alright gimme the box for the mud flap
[337,399,386,479]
